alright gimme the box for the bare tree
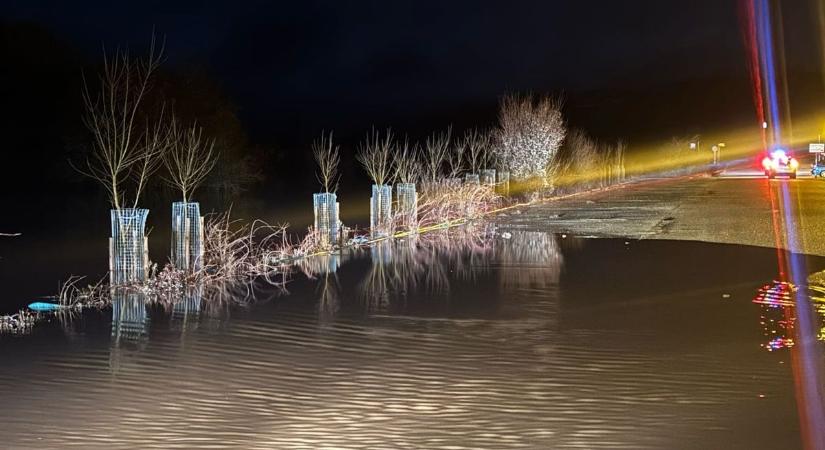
[74,36,169,210]
[422,126,452,182]
[357,128,394,186]
[163,117,219,203]
[464,128,491,174]
[494,94,566,180]
[312,131,340,193]
[446,135,466,178]
[392,137,419,184]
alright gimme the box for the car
[761,149,798,179]
[812,163,825,178]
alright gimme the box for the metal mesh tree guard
[111,287,149,343]
[395,183,417,229]
[497,170,511,195]
[172,202,204,272]
[481,169,497,186]
[313,192,340,247]
[109,208,149,285]
[370,184,392,236]
[464,173,480,185]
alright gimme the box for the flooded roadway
[503,168,825,256]
[1,229,821,449]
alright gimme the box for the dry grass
[416,180,503,229]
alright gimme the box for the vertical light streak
[745,1,825,447]
[740,0,768,150]
[755,0,782,146]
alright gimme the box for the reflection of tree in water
[359,242,394,313]
[170,284,203,333]
[109,287,149,373]
[355,226,562,314]
[297,254,342,322]
[298,253,341,278]
[111,288,149,345]
[494,231,563,292]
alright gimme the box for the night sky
[3,1,765,141]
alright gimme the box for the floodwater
[1,228,824,449]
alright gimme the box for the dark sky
[2,0,766,143]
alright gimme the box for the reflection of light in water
[753,280,825,351]
[808,285,825,342]
[753,280,825,349]
[754,281,796,351]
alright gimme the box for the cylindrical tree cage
[172,202,204,272]
[109,208,149,285]
[481,169,497,186]
[464,173,480,185]
[395,183,417,230]
[370,184,392,236]
[497,170,511,195]
[313,192,340,248]
[111,287,149,343]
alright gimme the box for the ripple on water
[0,235,810,449]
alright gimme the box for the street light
[712,143,725,165]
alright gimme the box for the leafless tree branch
[74,34,168,210]
[423,126,451,182]
[357,128,394,186]
[163,116,219,203]
[312,130,340,193]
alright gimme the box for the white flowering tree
[494,94,566,180]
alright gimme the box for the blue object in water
[28,302,62,312]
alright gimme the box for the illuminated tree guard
[370,184,392,236]
[497,170,511,195]
[481,169,497,186]
[109,208,149,285]
[172,202,204,272]
[395,182,417,230]
[313,192,340,247]
[464,173,480,185]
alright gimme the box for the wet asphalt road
[500,168,825,256]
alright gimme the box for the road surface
[500,168,825,256]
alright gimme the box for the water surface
[0,231,820,449]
